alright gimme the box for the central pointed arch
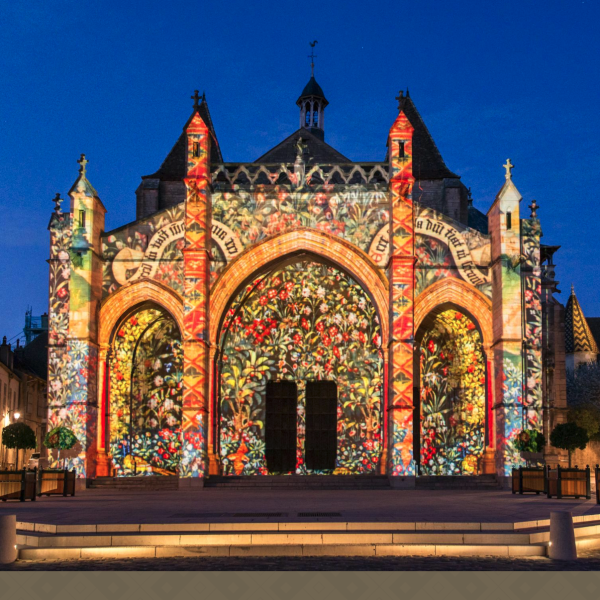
[209,228,389,346]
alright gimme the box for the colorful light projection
[102,205,185,297]
[419,309,486,475]
[219,260,384,475]
[109,306,183,476]
[210,185,390,280]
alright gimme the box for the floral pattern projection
[102,205,185,297]
[210,185,390,280]
[415,207,492,298]
[47,203,94,474]
[109,306,183,476]
[522,218,543,432]
[219,260,384,475]
[419,310,486,475]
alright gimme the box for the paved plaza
[1,487,599,526]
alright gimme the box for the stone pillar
[487,161,524,477]
[96,345,111,477]
[207,345,221,475]
[180,111,212,480]
[387,94,416,477]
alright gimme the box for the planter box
[37,469,76,497]
[547,465,591,499]
[0,470,37,502]
[512,467,546,494]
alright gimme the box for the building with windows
[0,335,47,468]
[45,69,568,484]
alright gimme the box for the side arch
[209,228,390,345]
[98,279,184,348]
[414,279,492,350]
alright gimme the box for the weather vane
[309,41,318,77]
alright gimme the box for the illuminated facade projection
[46,68,567,485]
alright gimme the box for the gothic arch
[98,279,184,348]
[209,228,390,346]
[414,279,492,350]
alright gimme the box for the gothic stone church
[46,73,568,484]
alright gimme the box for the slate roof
[392,95,458,180]
[143,98,223,181]
[254,128,350,164]
[468,206,488,234]
[298,76,327,102]
[565,289,599,354]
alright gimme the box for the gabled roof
[391,95,458,180]
[565,288,599,354]
[143,98,223,180]
[254,128,350,164]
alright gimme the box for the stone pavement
[3,550,600,571]
[1,487,599,526]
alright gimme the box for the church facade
[46,75,566,482]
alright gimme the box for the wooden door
[265,380,297,473]
[305,380,337,471]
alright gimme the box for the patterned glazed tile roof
[565,288,599,354]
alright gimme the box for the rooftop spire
[309,40,318,77]
[565,286,599,354]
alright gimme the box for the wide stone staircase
[415,474,502,490]
[204,475,392,490]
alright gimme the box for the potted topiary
[43,426,78,467]
[1,422,37,470]
[515,429,546,465]
[550,422,589,468]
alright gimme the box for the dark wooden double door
[265,380,337,473]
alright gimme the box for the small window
[79,210,86,229]
[397,141,405,158]
[192,142,200,158]
[312,110,319,127]
[506,211,512,230]
[305,104,311,126]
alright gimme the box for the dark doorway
[305,380,338,471]
[265,380,297,473]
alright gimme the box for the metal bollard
[0,514,17,564]
[549,511,577,560]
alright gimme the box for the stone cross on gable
[395,90,405,110]
[504,158,514,180]
[78,154,88,176]
[191,90,201,110]
[528,199,539,218]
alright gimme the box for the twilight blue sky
[0,0,599,341]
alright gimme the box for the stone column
[180,111,212,482]
[387,95,416,478]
